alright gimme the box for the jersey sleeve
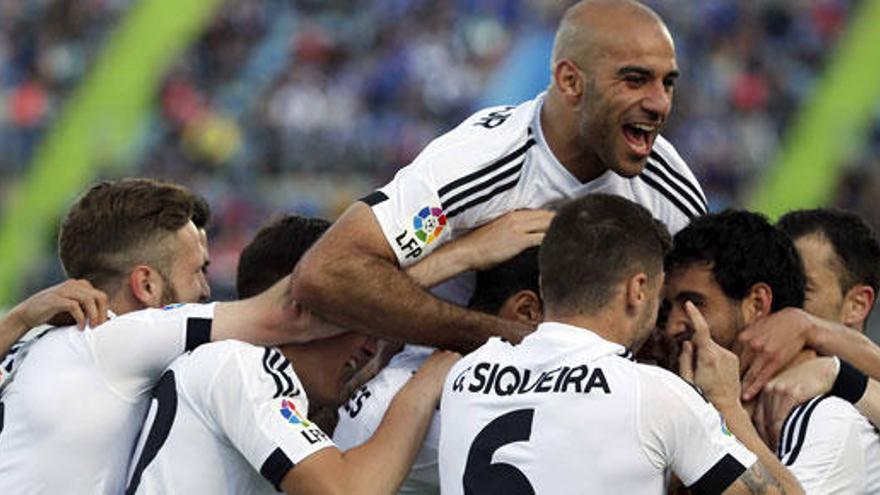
[777,396,867,494]
[89,303,216,399]
[362,157,449,268]
[636,368,757,493]
[199,343,335,490]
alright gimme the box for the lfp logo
[162,303,186,311]
[280,399,311,427]
[413,206,446,245]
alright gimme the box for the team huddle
[1,0,879,494]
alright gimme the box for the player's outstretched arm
[679,302,803,495]
[290,202,531,352]
[0,279,108,357]
[281,351,459,495]
[405,209,553,288]
[739,308,880,400]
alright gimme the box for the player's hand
[7,279,109,331]
[459,209,554,272]
[738,308,816,401]
[410,350,462,402]
[752,356,837,449]
[678,301,741,410]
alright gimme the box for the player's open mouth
[622,123,656,157]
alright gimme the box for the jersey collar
[531,321,633,361]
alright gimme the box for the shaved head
[551,0,670,69]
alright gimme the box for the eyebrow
[673,291,704,304]
[617,65,680,80]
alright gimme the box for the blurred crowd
[2,0,878,299]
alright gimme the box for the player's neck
[541,92,606,183]
[545,311,633,349]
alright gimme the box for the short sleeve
[637,368,757,493]
[90,303,216,399]
[777,396,867,494]
[363,161,448,267]
[201,343,335,489]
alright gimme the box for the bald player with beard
[291,0,706,354]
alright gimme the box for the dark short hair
[666,210,805,311]
[468,247,540,315]
[777,208,880,294]
[191,194,212,230]
[58,178,199,293]
[539,194,672,314]
[236,215,331,298]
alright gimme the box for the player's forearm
[293,251,521,352]
[717,403,803,494]
[336,371,438,493]
[405,237,474,288]
[811,321,880,380]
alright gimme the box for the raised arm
[0,279,108,358]
[679,302,802,495]
[281,351,459,495]
[290,202,532,352]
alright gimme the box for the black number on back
[463,408,535,495]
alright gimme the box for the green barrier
[0,0,222,305]
[749,1,880,219]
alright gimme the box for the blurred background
[1,0,879,335]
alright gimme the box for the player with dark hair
[334,247,543,494]
[291,0,705,354]
[777,208,880,331]
[663,210,879,492]
[440,195,797,494]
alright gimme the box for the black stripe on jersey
[688,454,747,495]
[779,396,811,458]
[360,190,389,207]
[185,318,212,352]
[650,150,708,212]
[260,448,295,491]
[125,371,178,495]
[0,402,4,436]
[437,136,536,199]
[783,394,829,466]
[644,161,707,216]
[446,174,522,219]
[441,159,525,213]
[637,174,698,220]
[262,347,286,399]
[274,358,297,397]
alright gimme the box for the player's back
[0,304,215,495]
[439,322,756,495]
[0,327,144,494]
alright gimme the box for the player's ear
[625,272,650,312]
[553,59,585,103]
[740,282,772,325]
[841,284,875,331]
[500,290,543,326]
[128,265,164,308]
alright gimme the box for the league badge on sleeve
[413,206,446,245]
[279,399,311,427]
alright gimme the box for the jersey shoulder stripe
[649,148,708,213]
[779,394,831,465]
[261,347,300,399]
[637,173,699,220]
[643,159,707,216]
[650,137,708,209]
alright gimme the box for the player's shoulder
[633,362,711,406]
[411,98,539,178]
[778,394,868,466]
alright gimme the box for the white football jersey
[777,395,880,494]
[126,340,334,495]
[0,303,215,495]
[334,345,439,494]
[439,322,757,494]
[365,93,706,269]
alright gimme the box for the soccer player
[126,214,460,495]
[334,247,542,494]
[439,195,798,494]
[290,0,706,353]
[0,179,335,494]
[663,210,880,492]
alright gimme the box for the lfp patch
[413,206,446,245]
[162,303,186,311]
[280,399,311,427]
